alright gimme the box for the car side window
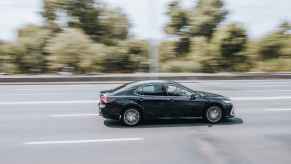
[167,85,177,96]
[142,85,155,93]
[167,85,192,96]
[136,84,164,96]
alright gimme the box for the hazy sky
[1,0,291,41]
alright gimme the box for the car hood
[197,91,228,100]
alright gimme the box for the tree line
[160,0,291,72]
[0,0,149,74]
[1,0,291,74]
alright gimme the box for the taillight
[100,95,108,104]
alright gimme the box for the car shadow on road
[104,117,243,128]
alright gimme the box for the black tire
[204,106,223,124]
[122,108,141,126]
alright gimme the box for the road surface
[1,80,291,164]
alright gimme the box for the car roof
[111,80,193,95]
[124,80,179,89]
[131,80,175,85]
[109,80,169,95]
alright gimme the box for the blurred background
[0,0,291,74]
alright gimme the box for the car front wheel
[205,106,223,124]
[122,108,141,126]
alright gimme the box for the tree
[159,41,177,62]
[97,8,129,45]
[101,40,149,73]
[42,0,58,23]
[189,37,213,72]
[209,23,250,72]
[46,28,102,73]
[165,0,228,55]
[15,25,53,73]
[279,21,291,58]
[66,0,129,44]
[250,21,291,72]
[0,43,19,74]
[165,1,191,55]
[254,21,291,60]
[166,0,227,38]
[42,0,129,45]
[165,1,189,35]
[64,0,104,41]
[256,33,285,60]
[42,0,63,31]
[41,0,141,73]
[189,0,228,39]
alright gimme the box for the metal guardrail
[1,73,291,83]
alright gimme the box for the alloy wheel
[206,106,222,123]
[123,108,140,126]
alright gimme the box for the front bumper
[223,102,235,118]
[230,107,236,117]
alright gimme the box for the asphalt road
[1,80,291,164]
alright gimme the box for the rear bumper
[98,103,121,120]
[100,113,120,120]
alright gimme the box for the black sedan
[99,80,235,126]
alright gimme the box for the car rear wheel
[205,106,223,124]
[122,108,141,126]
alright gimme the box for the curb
[1,73,291,84]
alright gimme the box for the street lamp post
[148,0,159,73]
[149,39,159,73]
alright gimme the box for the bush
[252,58,291,72]
[160,60,202,72]
[46,28,101,73]
[209,23,251,72]
[101,40,149,73]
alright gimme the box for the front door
[166,84,205,117]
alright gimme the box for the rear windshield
[111,82,132,91]
[110,81,137,94]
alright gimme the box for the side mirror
[191,94,198,100]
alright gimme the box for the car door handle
[168,98,175,102]
[138,98,144,102]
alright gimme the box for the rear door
[135,83,168,117]
[165,84,205,117]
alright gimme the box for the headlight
[223,99,232,104]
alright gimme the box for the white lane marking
[244,89,291,92]
[0,93,35,96]
[265,108,291,112]
[14,93,35,96]
[50,113,99,118]
[251,82,290,84]
[0,100,97,105]
[14,89,37,91]
[1,95,291,106]
[25,138,144,145]
[203,80,291,84]
[232,96,291,101]
[247,85,289,87]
